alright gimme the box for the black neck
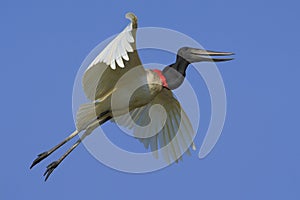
[170,55,190,76]
[162,56,190,90]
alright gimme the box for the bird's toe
[43,161,59,181]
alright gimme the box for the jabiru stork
[30,12,234,181]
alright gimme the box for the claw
[43,161,59,181]
[30,151,49,169]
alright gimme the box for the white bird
[30,12,234,181]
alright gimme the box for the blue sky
[1,0,299,199]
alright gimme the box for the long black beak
[183,47,234,63]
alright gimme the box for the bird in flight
[30,12,234,181]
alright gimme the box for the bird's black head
[162,47,234,90]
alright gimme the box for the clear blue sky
[1,0,299,199]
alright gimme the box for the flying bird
[30,12,234,181]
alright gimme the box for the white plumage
[30,12,203,181]
[89,14,136,70]
[78,12,195,162]
[115,88,195,162]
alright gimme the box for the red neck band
[152,69,168,88]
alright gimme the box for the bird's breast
[146,69,164,94]
[106,69,163,116]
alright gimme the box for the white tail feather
[76,103,99,131]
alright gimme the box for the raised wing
[82,13,145,101]
[115,88,196,163]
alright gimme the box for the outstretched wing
[82,13,145,101]
[115,88,196,163]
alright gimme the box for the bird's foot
[43,161,60,181]
[30,151,49,169]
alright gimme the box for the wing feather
[82,13,144,101]
[115,88,196,163]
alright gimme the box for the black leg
[43,132,89,181]
[38,115,112,181]
[30,130,79,169]
[42,117,109,181]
